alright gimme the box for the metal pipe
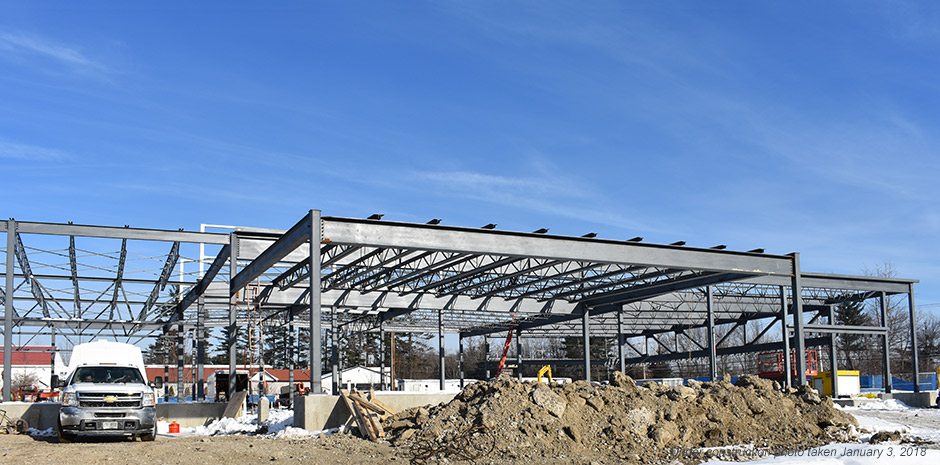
[790,253,807,386]
[309,210,323,394]
[879,292,892,393]
[3,219,15,402]
[908,284,920,393]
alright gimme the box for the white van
[57,341,158,441]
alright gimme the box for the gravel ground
[0,433,401,465]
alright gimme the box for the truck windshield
[72,366,144,384]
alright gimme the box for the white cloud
[0,140,72,161]
[0,32,109,76]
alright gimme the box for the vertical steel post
[483,336,490,379]
[308,210,322,394]
[228,233,238,397]
[331,310,339,395]
[828,305,839,398]
[3,220,15,402]
[177,321,184,401]
[163,363,170,402]
[706,286,717,381]
[50,325,56,389]
[287,310,295,404]
[458,336,465,389]
[582,307,591,382]
[197,295,206,400]
[617,309,625,374]
[379,321,386,390]
[779,287,792,388]
[789,253,807,386]
[438,308,445,391]
[907,284,920,393]
[879,292,892,393]
[515,327,523,381]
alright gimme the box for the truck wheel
[140,424,156,442]
[57,426,73,443]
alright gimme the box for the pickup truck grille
[78,392,142,408]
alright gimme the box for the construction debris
[340,389,396,441]
[384,374,858,464]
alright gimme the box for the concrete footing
[293,392,457,431]
[889,391,938,408]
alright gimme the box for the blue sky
[1,1,939,309]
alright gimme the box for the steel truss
[1,212,921,402]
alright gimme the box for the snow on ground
[159,408,341,439]
[27,427,55,437]
[839,398,940,444]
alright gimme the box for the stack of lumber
[339,388,396,441]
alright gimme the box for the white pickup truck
[57,341,158,442]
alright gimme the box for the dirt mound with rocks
[384,374,857,464]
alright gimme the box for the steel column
[438,308,445,391]
[827,305,839,397]
[287,310,295,404]
[515,327,522,381]
[177,321,184,401]
[879,292,892,393]
[582,307,591,382]
[196,296,205,401]
[907,284,920,393]
[458,336,465,388]
[790,253,807,386]
[780,287,792,388]
[617,309,625,373]
[3,220,14,402]
[309,210,323,394]
[706,286,717,381]
[228,233,238,396]
[331,310,339,395]
[379,321,386,390]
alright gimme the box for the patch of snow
[27,427,55,438]
[856,399,910,411]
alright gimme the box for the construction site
[1,211,938,464]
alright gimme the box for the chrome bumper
[59,406,156,435]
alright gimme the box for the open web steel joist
[1,211,921,401]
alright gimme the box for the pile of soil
[383,374,858,464]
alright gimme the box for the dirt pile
[384,374,858,464]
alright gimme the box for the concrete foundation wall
[156,402,228,427]
[890,391,938,408]
[293,392,456,431]
[0,401,228,430]
[0,402,59,430]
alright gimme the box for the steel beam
[623,336,831,365]
[321,217,794,276]
[827,306,839,398]
[802,324,887,335]
[231,214,312,296]
[617,309,625,373]
[10,220,229,244]
[438,308,445,390]
[780,287,792,388]
[140,242,180,320]
[164,244,230,328]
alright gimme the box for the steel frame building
[1,211,922,402]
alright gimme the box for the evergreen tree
[836,300,871,370]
